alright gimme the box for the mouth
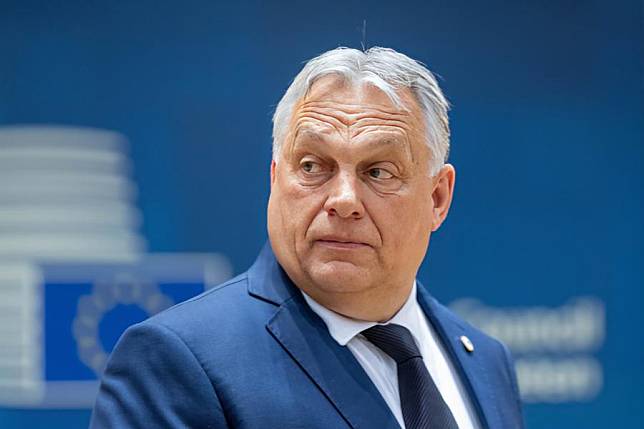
[314,236,372,250]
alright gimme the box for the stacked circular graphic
[0,125,146,261]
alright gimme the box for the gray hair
[271,47,451,176]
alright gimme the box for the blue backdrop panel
[0,255,230,413]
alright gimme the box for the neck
[298,283,414,322]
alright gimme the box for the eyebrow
[293,128,328,143]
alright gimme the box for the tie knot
[361,324,422,364]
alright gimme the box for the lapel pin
[460,335,474,353]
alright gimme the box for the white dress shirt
[302,282,480,429]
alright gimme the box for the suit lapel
[416,283,500,429]
[248,243,400,429]
[268,295,400,429]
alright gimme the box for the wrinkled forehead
[289,74,426,141]
[283,75,430,167]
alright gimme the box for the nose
[323,171,365,219]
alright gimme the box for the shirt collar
[301,281,422,347]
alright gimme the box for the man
[91,47,524,428]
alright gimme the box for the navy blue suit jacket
[91,244,524,428]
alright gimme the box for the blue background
[1,0,642,427]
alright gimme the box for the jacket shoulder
[149,272,250,325]
[126,271,274,355]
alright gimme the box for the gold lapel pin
[460,335,474,353]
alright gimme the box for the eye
[367,167,394,180]
[300,160,322,174]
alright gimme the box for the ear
[270,160,277,187]
[430,163,456,232]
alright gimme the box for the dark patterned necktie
[362,324,459,429]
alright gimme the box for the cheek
[277,178,325,238]
[370,194,432,251]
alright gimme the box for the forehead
[290,75,426,145]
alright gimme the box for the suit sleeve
[90,321,230,429]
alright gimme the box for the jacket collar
[247,242,296,305]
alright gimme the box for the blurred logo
[0,126,232,408]
[73,275,175,376]
[451,297,605,403]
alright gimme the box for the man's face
[267,75,453,317]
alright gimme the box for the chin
[306,260,374,294]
